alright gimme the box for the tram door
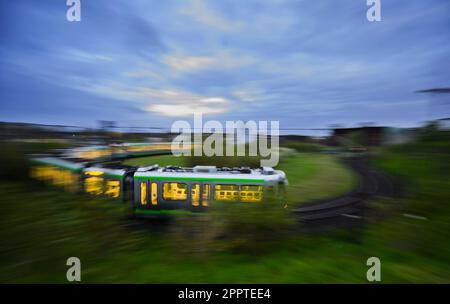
[150,181,158,205]
[191,183,210,207]
[139,180,159,206]
[200,183,210,207]
[191,183,201,206]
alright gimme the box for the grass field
[124,154,187,167]
[275,153,356,204]
[1,134,449,283]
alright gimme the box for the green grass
[0,182,375,283]
[1,178,448,283]
[276,153,356,204]
[372,149,450,264]
[282,141,324,153]
[124,154,187,167]
[1,134,449,283]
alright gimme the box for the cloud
[63,48,113,62]
[2,0,450,128]
[233,88,262,102]
[143,90,231,117]
[147,102,228,117]
[163,51,256,73]
[179,0,241,32]
[75,81,231,117]
[164,55,216,72]
[123,69,163,81]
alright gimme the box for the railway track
[97,152,401,227]
[291,156,402,224]
[121,154,402,234]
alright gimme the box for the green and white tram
[133,165,288,214]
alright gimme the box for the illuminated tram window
[31,166,49,182]
[214,184,239,201]
[105,180,120,198]
[192,184,200,206]
[85,171,104,176]
[202,184,210,206]
[240,185,263,202]
[51,168,65,186]
[84,177,103,195]
[30,166,79,191]
[151,182,158,205]
[140,182,147,205]
[84,170,105,195]
[162,183,187,201]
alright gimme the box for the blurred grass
[124,154,187,167]
[283,141,324,153]
[0,182,135,282]
[1,130,450,283]
[1,177,447,283]
[276,153,356,204]
[370,131,450,271]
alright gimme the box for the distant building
[384,127,417,145]
[330,126,386,146]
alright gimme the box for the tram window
[105,180,120,198]
[61,170,74,187]
[51,168,63,186]
[33,166,55,183]
[240,185,263,202]
[202,184,210,206]
[215,184,239,201]
[192,184,200,206]
[84,176,104,195]
[140,182,147,205]
[163,182,187,201]
[151,182,158,205]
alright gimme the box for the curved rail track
[119,154,402,233]
[115,153,401,224]
[291,156,402,227]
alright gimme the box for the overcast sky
[1,0,449,133]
